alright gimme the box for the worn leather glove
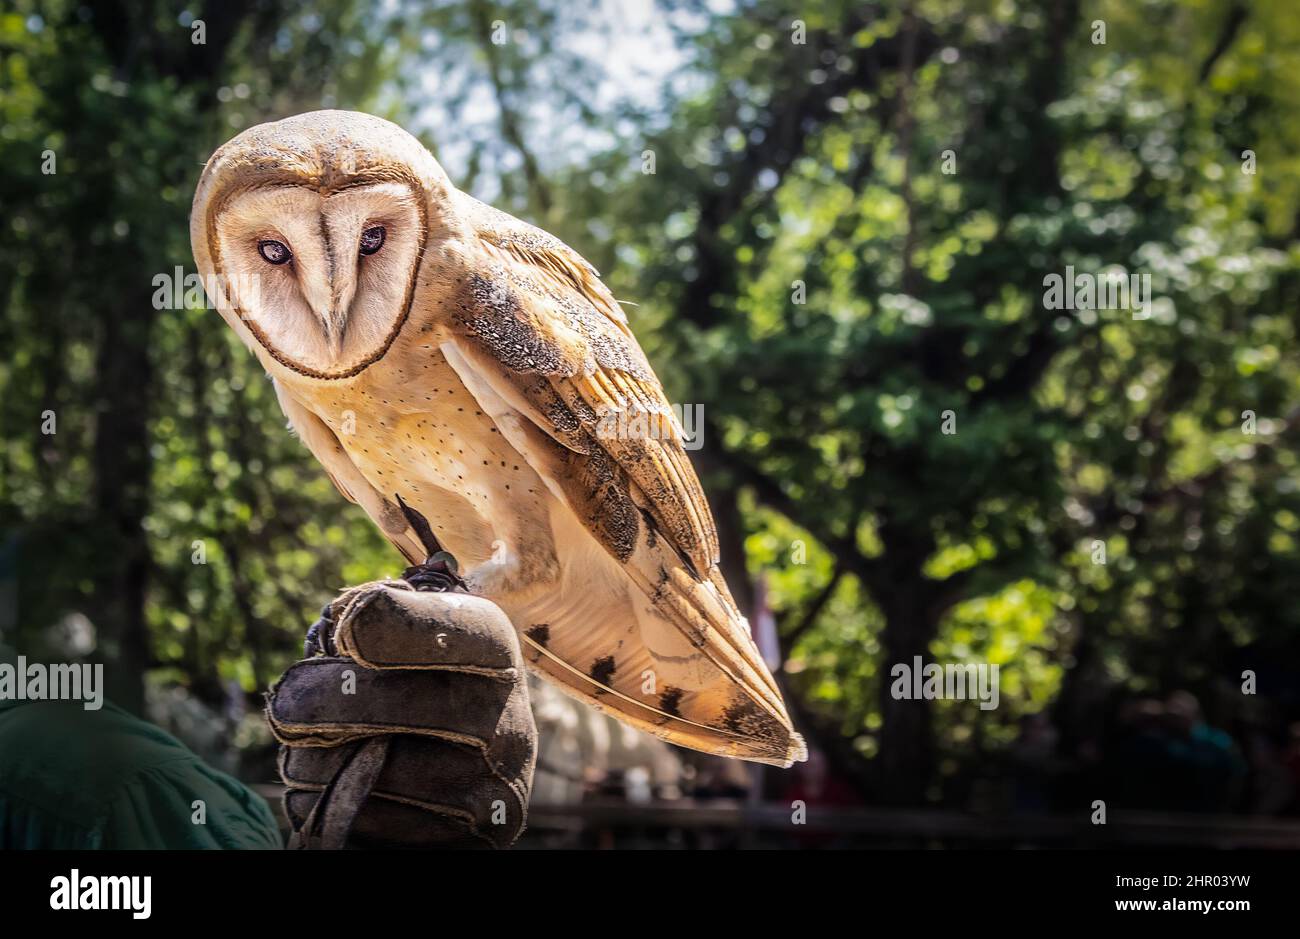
[266,579,536,849]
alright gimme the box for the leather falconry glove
[266,560,537,850]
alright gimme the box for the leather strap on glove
[266,581,537,849]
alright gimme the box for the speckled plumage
[192,111,805,766]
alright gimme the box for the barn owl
[192,110,805,767]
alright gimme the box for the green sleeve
[0,699,282,850]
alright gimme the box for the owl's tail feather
[619,557,808,767]
[520,629,808,768]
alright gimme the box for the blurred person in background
[1161,691,1247,813]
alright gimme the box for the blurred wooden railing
[525,800,1300,848]
[252,784,1300,848]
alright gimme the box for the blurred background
[2,0,1300,848]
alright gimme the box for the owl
[192,110,805,767]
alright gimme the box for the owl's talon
[402,552,467,593]
[304,603,335,657]
[392,495,467,591]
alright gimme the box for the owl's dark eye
[359,226,386,256]
[258,240,292,265]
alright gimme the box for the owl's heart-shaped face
[211,180,424,376]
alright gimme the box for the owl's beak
[299,262,349,363]
[322,280,356,362]
[321,316,343,356]
[317,239,359,364]
[303,295,346,363]
[321,309,347,361]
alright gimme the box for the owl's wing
[461,198,719,574]
[442,194,803,766]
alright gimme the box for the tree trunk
[876,581,937,805]
[90,303,155,715]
